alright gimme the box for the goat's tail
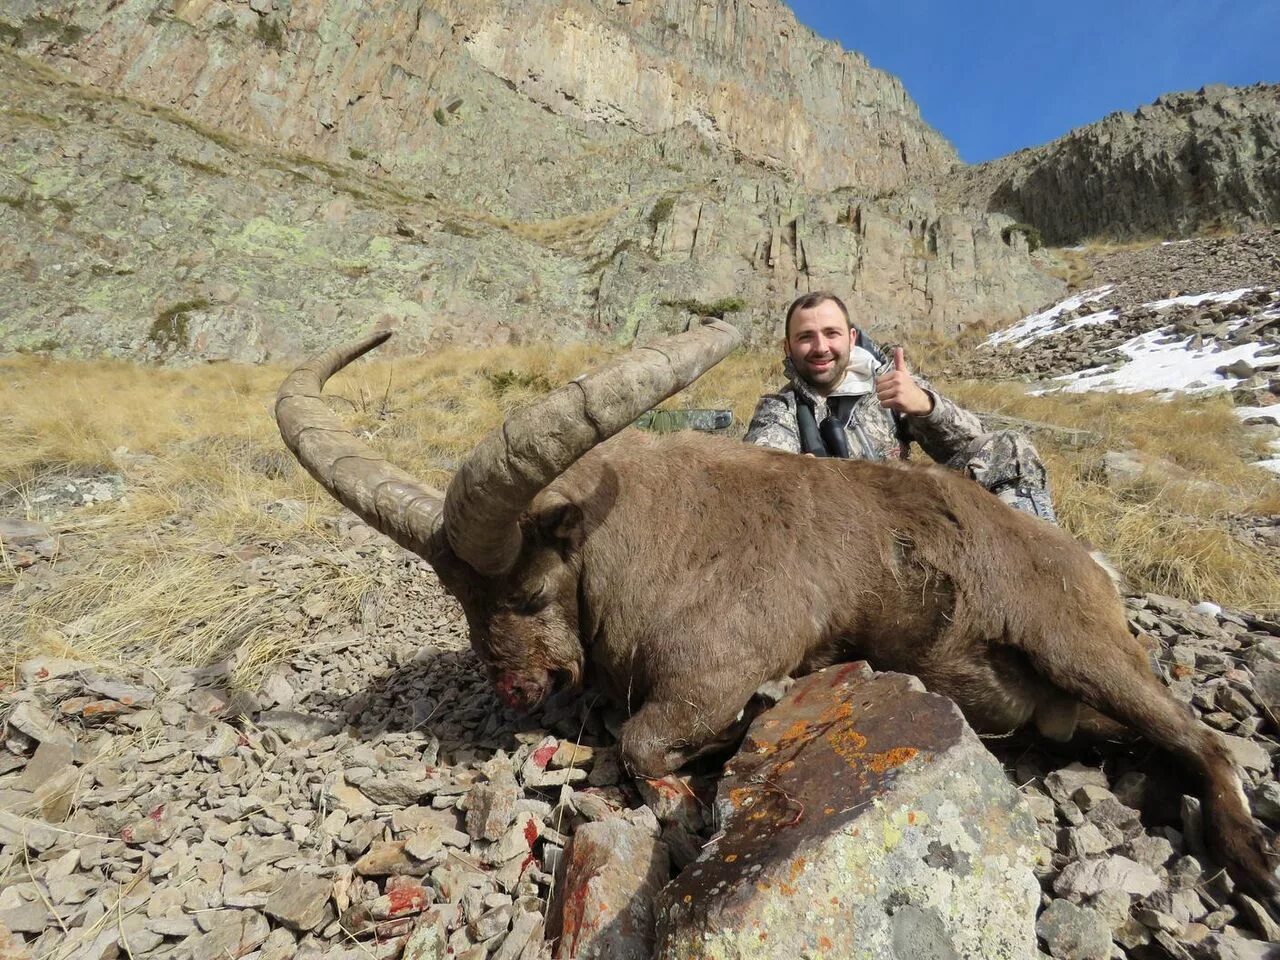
[1027,628,1277,898]
[1088,549,1123,593]
[1075,535,1123,593]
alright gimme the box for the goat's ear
[536,495,583,554]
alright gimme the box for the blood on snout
[494,670,548,711]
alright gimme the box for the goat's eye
[516,586,548,615]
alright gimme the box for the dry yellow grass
[941,381,1280,610]
[1040,246,1096,290]
[2,344,1277,684]
[1038,225,1247,291]
[487,205,626,247]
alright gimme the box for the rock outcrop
[655,663,1042,960]
[950,84,1280,244]
[949,230,1280,391]
[3,0,954,203]
[0,46,1060,360]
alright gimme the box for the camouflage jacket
[744,352,985,464]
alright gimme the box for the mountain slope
[948,83,1280,244]
[4,0,956,214]
[0,25,1058,360]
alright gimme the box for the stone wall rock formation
[6,0,956,206]
[950,84,1280,245]
[0,1,1061,359]
[4,5,1277,360]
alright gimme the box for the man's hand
[875,348,934,417]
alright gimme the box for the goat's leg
[916,645,1042,737]
[618,689,757,779]
[1026,630,1277,897]
[1071,706,1135,743]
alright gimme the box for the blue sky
[786,0,1279,163]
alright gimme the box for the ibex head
[275,322,741,710]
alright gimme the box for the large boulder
[654,662,1043,959]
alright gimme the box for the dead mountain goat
[276,321,1276,898]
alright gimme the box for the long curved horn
[445,318,743,577]
[275,332,449,561]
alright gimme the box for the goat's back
[550,431,1121,665]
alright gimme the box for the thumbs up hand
[874,347,934,417]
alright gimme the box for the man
[744,291,1057,522]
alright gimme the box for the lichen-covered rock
[654,663,1042,960]
[1036,899,1113,960]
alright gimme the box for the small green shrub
[16,337,61,354]
[150,298,211,348]
[433,107,448,126]
[27,15,87,45]
[338,261,371,279]
[647,196,676,232]
[440,220,479,238]
[348,147,368,161]
[585,239,637,274]
[255,17,285,50]
[660,296,747,319]
[174,155,225,176]
[1001,222,1043,252]
[483,369,553,397]
[7,109,66,129]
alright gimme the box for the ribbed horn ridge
[275,332,449,561]
[444,319,743,577]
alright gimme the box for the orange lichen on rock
[825,727,919,776]
[817,700,854,725]
[779,720,812,743]
[865,746,918,773]
[728,786,757,810]
[825,728,869,764]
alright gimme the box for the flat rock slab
[654,662,1042,960]
[0,518,57,567]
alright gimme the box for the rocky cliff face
[0,2,1061,360]
[0,49,1055,361]
[950,84,1280,245]
[6,0,956,209]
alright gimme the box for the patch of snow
[1235,406,1280,426]
[1160,239,1195,246]
[986,286,1115,347]
[1040,318,1273,396]
[1141,287,1255,312]
[1256,458,1280,476]
[987,287,1263,351]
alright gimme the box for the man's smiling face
[784,299,852,396]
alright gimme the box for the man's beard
[796,350,849,390]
